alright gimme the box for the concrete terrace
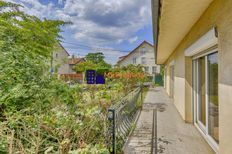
[123,87,214,154]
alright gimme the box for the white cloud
[7,0,151,43]
[59,0,151,45]
[58,0,64,5]
[128,36,138,44]
[4,0,152,64]
[5,0,55,18]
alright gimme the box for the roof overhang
[152,0,213,64]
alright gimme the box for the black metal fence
[108,87,142,154]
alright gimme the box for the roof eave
[151,0,161,64]
[154,0,213,64]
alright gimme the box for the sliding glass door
[193,51,219,147]
[198,57,206,128]
[208,53,219,143]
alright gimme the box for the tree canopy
[85,52,105,63]
[85,52,111,68]
[74,52,111,73]
[0,1,66,109]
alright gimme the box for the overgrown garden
[0,1,148,153]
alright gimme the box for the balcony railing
[107,86,142,154]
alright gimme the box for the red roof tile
[68,58,85,65]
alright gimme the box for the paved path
[123,87,214,154]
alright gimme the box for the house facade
[117,41,160,75]
[52,43,70,74]
[67,56,85,74]
[152,0,232,153]
[52,44,85,74]
[52,44,85,82]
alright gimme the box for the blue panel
[96,74,105,84]
[86,70,96,84]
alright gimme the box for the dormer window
[140,47,146,55]
[133,57,137,64]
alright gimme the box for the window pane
[133,57,136,64]
[198,57,206,126]
[152,66,156,74]
[208,52,219,143]
[140,48,146,55]
[141,57,146,64]
[144,66,149,73]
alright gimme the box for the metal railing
[108,86,142,154]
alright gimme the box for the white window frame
[144,66,149,73]
[140,47,146,55]
[152,66,156,74]
[132,57,137,64]
[141,57,146,64]
[193,48,219,153]
[188,28,219,153]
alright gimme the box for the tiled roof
[68,58,85,65]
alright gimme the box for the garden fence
[107,86,142,154]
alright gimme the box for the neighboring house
[60,56,85,83]
[117,41,160,76]
[67,56,85,74]
[52,43,85,83]
[52,43,70,74]
[152,0,232,153]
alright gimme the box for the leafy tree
[0,1,66,111]
[0,1,91,153]
[74,52,111,76]
[85,52,111,69]
[98,60,112,69]
[85,52,105,63]
[74,61,98,73]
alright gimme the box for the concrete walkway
[124,87,215,154]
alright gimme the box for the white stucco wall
[52,45,70,74]
[118,42,160,75]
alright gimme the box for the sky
[5,0,154,64]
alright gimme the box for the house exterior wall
[52,46,70,74]
[118,43,160,75]
[162,0,232,153]
[67,64,77,74]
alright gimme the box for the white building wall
[118,42,160,75]
[52,45,70,74]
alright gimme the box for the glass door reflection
[207,53,219,143]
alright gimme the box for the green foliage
[85,52,111,69]
[160,65,165,77]
[0,1,65,111]
[109,64,146,93]
[85,52,105,64]
[0,1,109,153]
[70,144,109,154]
[74,61,98,73]
[74,60,111,74]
